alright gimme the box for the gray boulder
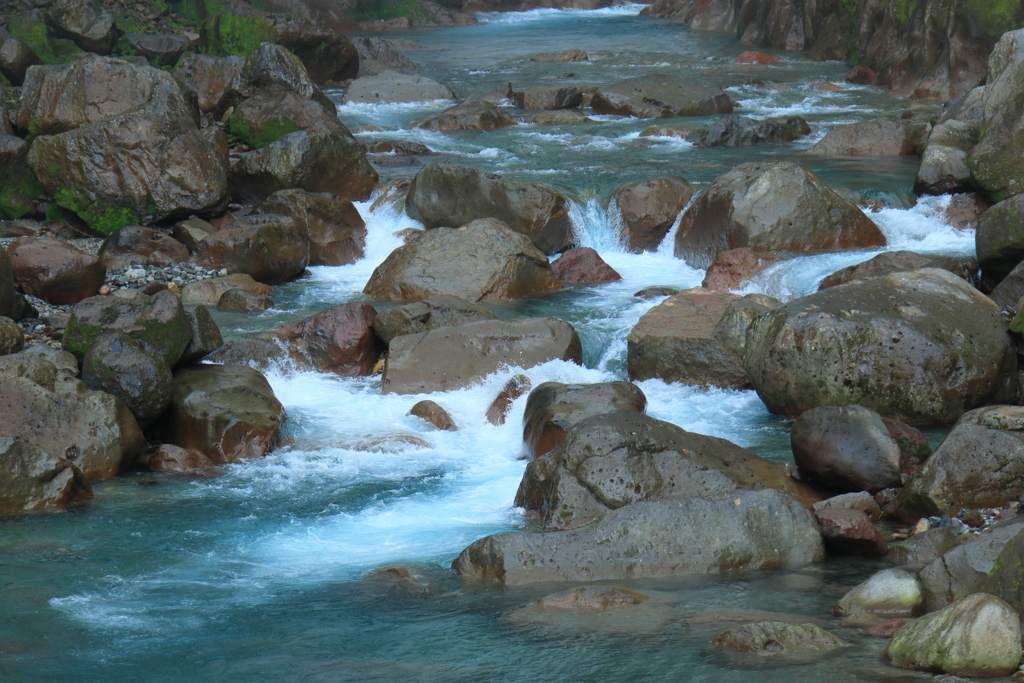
[919,520,1024,612]
[512,85,582,110]
[673,162,885,269]
[82,333,173,427]
[0,437,92,515]
[805,117,929,156]
[968,29,1024,200]
[343,70,455,103]
[517,410,824,530]
[975,194,1024,286]
[743,269,1017,426]
[414,98,517,131]
[690,115,810,147]
[590,74,732,118]
[406,162,571,254]
[363,219,562,302]
[454,489,824,584]
[382,317,582,394]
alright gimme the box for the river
[0,6,974,682]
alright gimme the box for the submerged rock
[882,593,1021,677]
[673,161,884,269]
[743,269,1017,426]
[382,317,582,395]
[265,303,381,377]
[486,374,532,426]
[454,489,824,584]
[711,621,847,657]
[408,400,457,431]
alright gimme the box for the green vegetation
[892,0,923,28]
[200,12,277,57]
[347,0,429,22]
[0,167,44,221]
[228,111,300,149]
[8,15,56,64]
[51,184,141,236]
[966,0,1024,36]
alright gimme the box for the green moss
[8,15,56,64]
[51,38,84,62]
[892,0,923,28]
[0,167,44,220]
[199,12,277,57]
[967,0,1024,36]
[228,111,300,148]
[52,185,141,236]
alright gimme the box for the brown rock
[0,436,92,515]
[486,374,531,426]
[612,176,695,253]
[864,619,908,637]
[191,214,310,285]
[8,237,105,305]
[805,117,930,157]
[140,444,214,473]
[845,65,877,85]
[511,85,582,110]
[532,110,592,125]
[371,295,497,346]
[736,51,780,64]
[159,364,284,464]
[943,193,991,230]
[408,399,457,431]
[530,49,588,62]
[172,53,244,115]
[414,98,517,132]
[551,247,621,286]
[522,380,647,459]
[0,37,42,86]
[0,317,24,356]
[267,303,381,376]
[181,274,272,306]
[217,289,274,312]
[98,225,190,269]
[815,508,888,555]
[590,74,732,118]
[258,189,366,266]
[701,248,774,290]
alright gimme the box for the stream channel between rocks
[1,6,978,682]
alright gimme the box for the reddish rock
[268,303,381,376]
[551,247,621,286]
[191,214,310,285]
[408,399,457,431]
[864,619,907,637]
[701,248,774,291]
[217,289,274,312]
[486,374,531,426]
[181,274,272,306]
[815,508,888,555]
[98,225,190,269]
[815,82,843,92]
[736,51,780,64]
[882,416,933,475]
[258,189,367,267]
[846,65,878,85]
[612,176,695,253]
[141,444,213,473]
[943,193,992,230]
[8,237,105,305]
[172,53,243,115]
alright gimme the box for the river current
[1,7,975,682]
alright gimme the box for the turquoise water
[0,8,973,682]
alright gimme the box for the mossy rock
[0,154,45,221]
[227,109,300,149]
[8,15,56,64]
[199,12,277,57]
[63,291,193,367]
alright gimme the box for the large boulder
[382,317,582,395]
[121,33,190,68]
[258,190,366,267]
[191,214,310,285]
[273,19,360,84]
[742,269,1017,426]
[159,364,285,464]
[914,87,984,196]
[180,273,272,306]
[815,507,887,555]
[791,405,903,493]
[352,37,418,76]
[882,593,1021,677]
[612,176,695,253]
[673,162,884,269]
[454,488,824,584]
[21,57,228,234]
[895,406,1024,519]
[227,41,335,111]
[590,74,732,118]
[371,295,496,345]
[81,333,173,427]
[550,247,620,286]
[701,248,775,291]
[265,303,380,376]
[690,115,810,147]
[919,521,1024,612]
[817,250,954,290]
[229,130,378,204]
[805,117,930,156]
[975,194,1024,286]
[63,291,193,367]
[413,98,517,131]
[406,162,571,254]
[522,381,647,459]
[0,36,42,85]
[343,70,455,103]
[47,0,117,54]
[968,29,1024,200]
[517,411,823,531]
[628,289,779,390]
[0,436,91,515]
[8,237,105,305]
[0,373,143,483]
[363,219,562,302]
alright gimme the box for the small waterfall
[568,196,626,253]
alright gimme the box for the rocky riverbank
[3,0,1024,679]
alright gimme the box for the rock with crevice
[612,176,695,253]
